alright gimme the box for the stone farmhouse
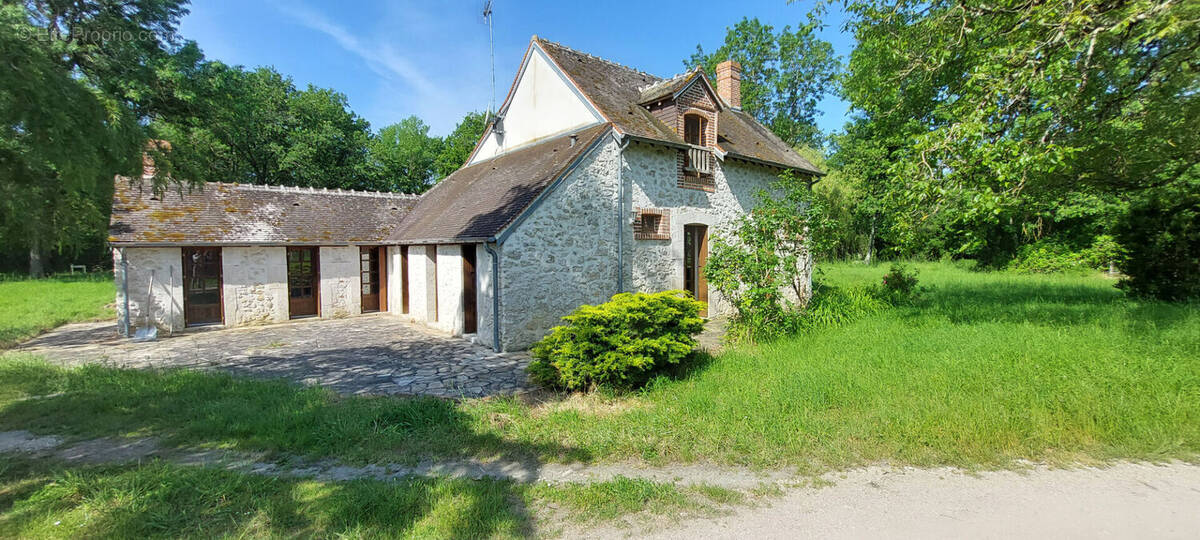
[109,37,823,351]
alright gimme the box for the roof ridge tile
[535,37,661,81]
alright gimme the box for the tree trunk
[29,234,44,278]
[864,214,877,265]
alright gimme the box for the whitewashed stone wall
[386,246,403,314]
[475,244,496,347]
[433,245,465,335]
[498,137,621,350]
[403,245,430,323]
[113,247,184,332]
[625,143,782,315]
[319,246,360,318]
[221,247,288,326]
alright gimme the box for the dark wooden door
[684,224,709,317]
[360,246,381,312]
[462,246,477,334]
[182,247,223,326]
[287,247,319,318]
[400,246,409,314]
[377,247,388,312]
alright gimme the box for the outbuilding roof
[108,180,419,246]
[389,123,611,244]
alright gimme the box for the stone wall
[221,246,288,326]
[624,142,782,316]
[498,137,621,350]
[404,245,430,323]
[113,247,184,332]
[475,243,496,348]
[433,244,465,335]
[386,246,403,315]
[319,246,360,318]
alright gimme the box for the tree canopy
[688,17,840,148]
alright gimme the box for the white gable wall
[469,46,602,164]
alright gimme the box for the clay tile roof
[108,181,419,246]
[536,38,822,175]
[389,123,612,244]
[637,69,700,104]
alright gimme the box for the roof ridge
[231,182,421,199]
[535,37,661,81]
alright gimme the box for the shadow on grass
[0,359,593,537]
[0,455,534,538]
[911,280,1198,331]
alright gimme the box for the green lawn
[0,262,1197,534]
[0,455,736,538]
[0,273,114,349]
[1,263,1197,470]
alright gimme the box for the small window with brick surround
[634,208,671,240]
[684,114,706,146]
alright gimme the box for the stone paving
[17,315,533,399]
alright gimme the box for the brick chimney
[715,60,742,109]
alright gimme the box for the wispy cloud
[277,2,439,98]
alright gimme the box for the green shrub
[528,291,706,391]
[1114,189,1200,301]
[1009,236,1124,274]
[874,263,923,304]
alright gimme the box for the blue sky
[179,0,854,137]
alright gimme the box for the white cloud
[277,2,439,97]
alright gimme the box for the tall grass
[0,263,1196,471]
[0,273,114,348]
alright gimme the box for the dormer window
[684,114,707,147]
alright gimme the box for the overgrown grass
[0,263,1196,472]
[0,273,113,349]
[0,456,739,538]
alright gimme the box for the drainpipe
[614,133,632,294]
[483,239,501,352]
[120,248,130,337]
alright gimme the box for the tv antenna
[483,0,496,119]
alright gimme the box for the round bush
[527,291,706,391]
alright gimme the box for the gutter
[614,132,631,293]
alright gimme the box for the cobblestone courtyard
[18,315,533,398]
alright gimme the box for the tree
[0,1,188,276]
[832,0,1199,266]
[151,63,376,189]
[369,116,443,193]
[688,17,840,148]
[434,111,488,179]
[705,172,834,340]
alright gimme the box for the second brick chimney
[715,60,742,109]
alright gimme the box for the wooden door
[400,246,409,314]
[182,247,223,326]
[684,225,709,317]
[378,247,388,312]
[360,246,381,312]
[462,246,477,334]
[287,247,319,318]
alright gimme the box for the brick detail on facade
[633,208,671,240]
[675,150,716,192]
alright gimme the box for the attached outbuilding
[109,181,419,333]
[109,36,823,352]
